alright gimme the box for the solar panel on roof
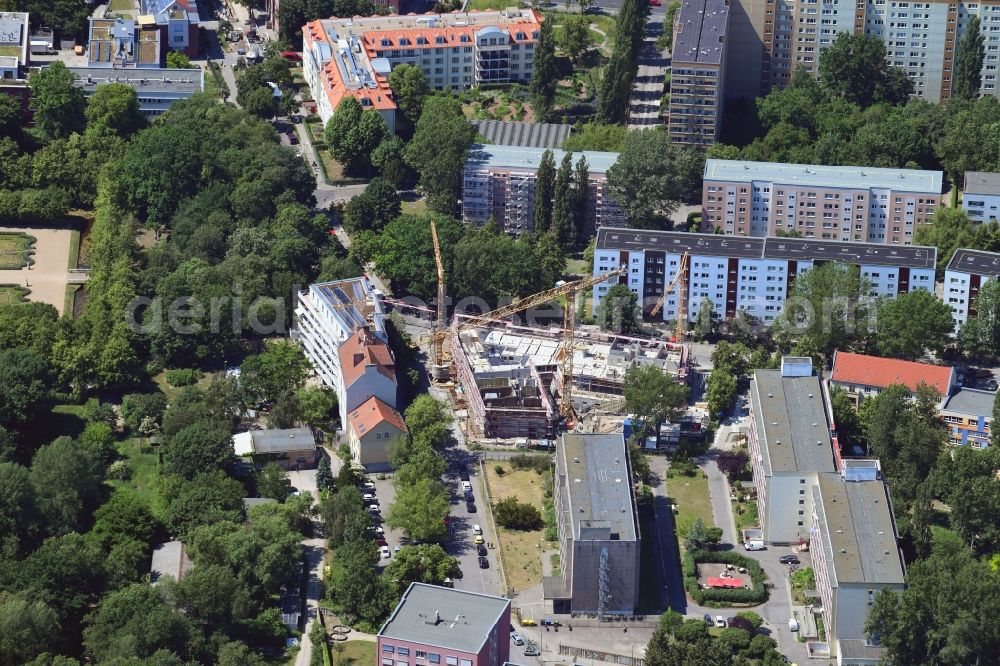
[333,287,351,305]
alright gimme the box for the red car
[280,50,303,62]
[650,0,661,5]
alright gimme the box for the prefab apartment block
[545,433,640,615]
[701,159,942,244]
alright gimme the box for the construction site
[418,218,693,443]
[448,323,689,440]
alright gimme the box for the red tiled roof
[831,351,953,395]
[348,396,407,438]
[338,328,396,388]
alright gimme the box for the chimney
[435,610,441,624]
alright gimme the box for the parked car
[360,481,375,491]
[362,493,377,503]
[479,556,489,569]
[715,616,726,628]
[523,644,540,657]
[466,502,477,513]
[474,534,484,545]
[540,619,561,627]
[472,524,483,535]
[287,132,298,145]
[477,544,488,556]
[462,480,473,492]
[779,555,800,565]
[380,546,391,559]
[510,632,524,646]
[788,618,800,632]
[375,537,388,547]
[367,505,381,514]
[460,468,470,481]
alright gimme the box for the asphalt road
[629,8,670,129]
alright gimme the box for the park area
[0,225,80,315]
[483,460,551,593]
[666,465,715,545]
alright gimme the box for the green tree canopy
[344,177,401,234]
[386,477,449,543]
[28,62,86,140]
[387,64,429,129]
[596,284,641,334]
[873,289,955,360]
[954,15,985,100]
[959,278,1000,361]
[529,17,558,122]
[162,422,234,480]
[818,33,914,107]
[405,97,475,214]
[85,83,147,139]
[240,340,311,403]
[622,364,688,434]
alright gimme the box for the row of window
[382,645,471,666]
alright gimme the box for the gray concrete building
[668,0,730,146]
[544,433,640,616]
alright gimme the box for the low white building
[943,248,1000,330]
[65,67,203,116]
[962,171,1000,224]
[591,228,937,326]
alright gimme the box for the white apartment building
[963,171,1000,223]
[591,228,936,326]
[295,277,389,411]
[943,248,1000,329]
[726,0,1000,103]
[747,357,905,664]
[701,160,942,244]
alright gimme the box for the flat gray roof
[473,119,571,148]
[66,66,204,94]
[251,428,316,454]
[704,159,943,194]
[941,387,996,417]
[557,433,638,542]
[673,0,729,66]
[465,144,619,175]
[377,583,509,654]
[837,640,886,661]
[963,171,1000,196]
[816,475,904,586]
[946,248,1000,276]
[595,228,936,269]
[750,371,837,475]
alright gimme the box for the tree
[325,97,389,173]
[83,584,196,662]
[874,290,954,360]
[162,470,245,536]
[955,16,985,100]
[573,155,590,241]
[819,33,913,107]
[386,477,450,543]
[706,370,738,418]
[530,17,558,121]
[387,64,429,129]
[30,438,102,537]
[320,486,369,547]
[162,422,234,480]
[0,348,52,429]
[296,387,337,428]
[994,392,1000,447]
[316,455,335,492]
[176,563,240,628]
[28,62,86,140]
[914,207,980,279]
[165,51,194,69]
[242,86,279,119]
[0,94,24,140]
[960,278,1000,361]
[362,213,464,301]
[405,97,475,214]
[257,462,292,501]
[596,0,647,124]
[371,135,412,187]
[404,394,453,445]
[561,13,590,63]
[0,462,40,557]
[909,480,934,561]
[692,297,719,342]
[552,152,576,249]
[85,84,147,139]
[533,149,556,233]
[605,129,697,227]
[381,544,461,596]
[332,539,389,623]
[240,340,311,403]
[493,497,544,530]
[0,594,60,666]
[217,642,267,666]
[121,393,168,434]
[344,177,401,234]
[622,365,688,434]
[716,450,748,482]
[774,262,868,362]
[596,284,641,334]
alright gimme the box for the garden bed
[683,550,769,607]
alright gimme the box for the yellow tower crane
[429,218,449,382]
[427,266,627,419]
[649,251,690,343]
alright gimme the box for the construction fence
[558,643,645,666]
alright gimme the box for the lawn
[483,462,549,593]
[332,640,374,666]
[467,0,519,9]
[0,232,36,269]
[0,45,21,58]
[110,437,166,517]
[564,257,589,275]
[152,370,216,403]
[401,198,428,215]
[665,468,715,545]
[0,284,29,304]
[107,0,134,11]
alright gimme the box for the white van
[744,539,765,551]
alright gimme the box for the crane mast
[649,251,690,343]
[429,218,449,382]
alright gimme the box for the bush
[165,368,201,387]
[107,460,132,480]
[717,627,751,653]
[493,496,544,530]
[509,454,550,474]
[736,611,764,629]
[494,464,505,476]
[684,550,769,607]
[673,619,709,644]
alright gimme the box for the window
[428,655,440,664]
[383,647,395,654]
[446,659,458,666]
[415,652,426,659]
[383,660,395,666]
[397,648,410,657]
[460,661,472,666]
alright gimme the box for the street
[629,7,670,129]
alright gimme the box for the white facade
[963,191,1000,223]
[944,248,1000,329]
[591,230,936,326]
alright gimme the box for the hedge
[165,368,201,387]
[683,549,769,607]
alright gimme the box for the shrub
[736,611,764,629]
[165,368,201,387]
[727,616,756,633]
[717,627,751,653]
[107,460,132,480]
[509,454,550,474]
[673,619,709,644]
[493,497,544,530]
[494,464,505,476]
[748,634,777,658]
[684,550,769,607]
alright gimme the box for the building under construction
[449,323,689,440]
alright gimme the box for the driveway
[628,8,669,129]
